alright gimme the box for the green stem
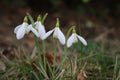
[42,40,46,70]
[69,58,73,79]
[54,27,73,74]
[42,40,46,54]
[53,39,57,62]
[27,13,49,79]
[66,26,73,39]
[59,26,74,71]
[62,26,73,60]
[41,13,48,24]
[34,36,41,55]
[41,13,48,74]
[52,39,57,78]
[27,13,41,55]
[31,71,40,80]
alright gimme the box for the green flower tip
[56,18,60,27]
[37,15,41,21]
[23,16,28,23]
[72,26,76,33]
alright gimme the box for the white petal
[41,29,54,40]
[35,21,46,38]
[53,27,59,38]
[38,25,46,38]
[26,24,32,33]
[77,34,87,46]
[73,33,78,43]
[67,34,75,48]
[16,25,26,39]
[14,25,21,33]
[58,28,66,45]
[35,21,40,27]
[29,26,39,37]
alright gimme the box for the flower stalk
[27,13,41,55]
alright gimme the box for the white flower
[42,27,66,45]
[28,21,46,38]
[67,27,87,48]
[14,16,33,39]
[36,21,46,37]
[28,15,46,39]
[14,22,30,39]
[42,18,65,45]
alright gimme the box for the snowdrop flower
[28,15,46,38]
[67,26,87,48]
[42,18,65,45]
[14,16,30,39]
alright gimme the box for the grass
[0,40,120,80]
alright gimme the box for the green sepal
[37,15,41,22]
[56,18,60,28]
[72,26,76,33]
[23,16,28,23]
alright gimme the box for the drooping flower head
[14,16,30,39]
[42,18,66,45]
[36,15,46,38]
[67,26,87,48]
[28,15,46,38]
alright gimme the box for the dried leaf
[0,61,6,73]
[25,38,35,48]
[31,47,37,59]
[45,52,60,67]
[77,70,88,80]
[31,61,39,73]
[86,65,101,71]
